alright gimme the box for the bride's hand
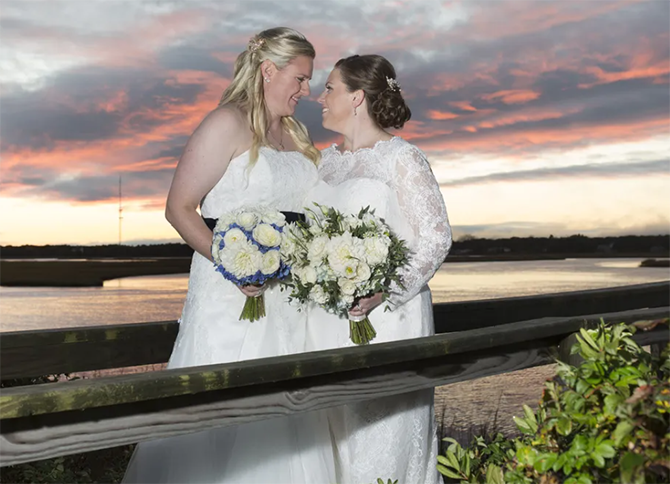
[238,284,265,298]
[348,292,383,318]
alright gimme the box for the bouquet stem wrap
[240,292,266,322]
[348,314,377,345]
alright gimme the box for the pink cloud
[480,90,541,104]
[427,110,460,120]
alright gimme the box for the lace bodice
[318,137,452,307]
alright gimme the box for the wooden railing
[0,281,668,467]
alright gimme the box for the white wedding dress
[305,137,452,484]
[123,147,336,484]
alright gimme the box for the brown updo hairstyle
[334,54,411,129]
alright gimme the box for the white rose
[353,261,371,284]
[223,227,247,248]
[307,235,329,264]
[214,213,236,231]
[294,264,317,284]
[341,294,355,306]
[327,232,364,275]
[219,242,262,278]
[338,277,357,296]
[260,250,281,275]
[236,212,259,231]
[363,237,390,265]
[341,259,359,279]
[344,215,363,229]
[310,285,329,305]
[280,231,297,261]
[303,265,318,284]
[253,223,282,247]
[261,210,286,227]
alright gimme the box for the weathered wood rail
[0,282,668,466]
[2,281,667,380]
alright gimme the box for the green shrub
[438,320,670,484]
[0,447,133,484]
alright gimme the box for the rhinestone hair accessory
[248,37,265,54]
[386,76,401,92]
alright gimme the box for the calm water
[1,258,667,332]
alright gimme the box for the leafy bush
[438,320,670,484]
[0,447,133,484]
[0,373,78,388]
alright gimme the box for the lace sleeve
[388,145,452,307]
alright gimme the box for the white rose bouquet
[211,207,291,322]
[282,203,409,345]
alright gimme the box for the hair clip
[386,76,401,92]
[248,37,265,54]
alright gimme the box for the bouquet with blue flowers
[211,207,291,321]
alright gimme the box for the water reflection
[429,258,668,302]
[0,258,667,332]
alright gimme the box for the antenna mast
[118,175,123,245]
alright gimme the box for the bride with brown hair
[307,54,453,483]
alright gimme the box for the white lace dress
[123,147,336,484]
[305,137,452,484]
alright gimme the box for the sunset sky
[1,0,668,246]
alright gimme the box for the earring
[354,107,357,116]
[264,77,270,83]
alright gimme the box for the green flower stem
[240,293,265,322]
[349,317,377,345]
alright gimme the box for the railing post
[650,342,664,358]
[557,332,583,367]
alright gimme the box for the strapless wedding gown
[305,137,452,484]
[123,147,336,484]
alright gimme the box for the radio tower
[118,175,123,245]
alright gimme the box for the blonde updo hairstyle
[218,27,319,164]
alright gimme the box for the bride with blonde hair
[123,27,335,484]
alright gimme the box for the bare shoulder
[197,105,247,135]
[185,105,251,159]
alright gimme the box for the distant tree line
[0,234,668,259]
[0,243,194,259]
[451,234,669,255]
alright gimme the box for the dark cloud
[441,159,670,187]
[0,66,206,151]
[15,169,175,203]
[154,142,189,160]
[157,44,232,75]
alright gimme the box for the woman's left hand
[348,292,383,319]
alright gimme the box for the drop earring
[353,106,357,116]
